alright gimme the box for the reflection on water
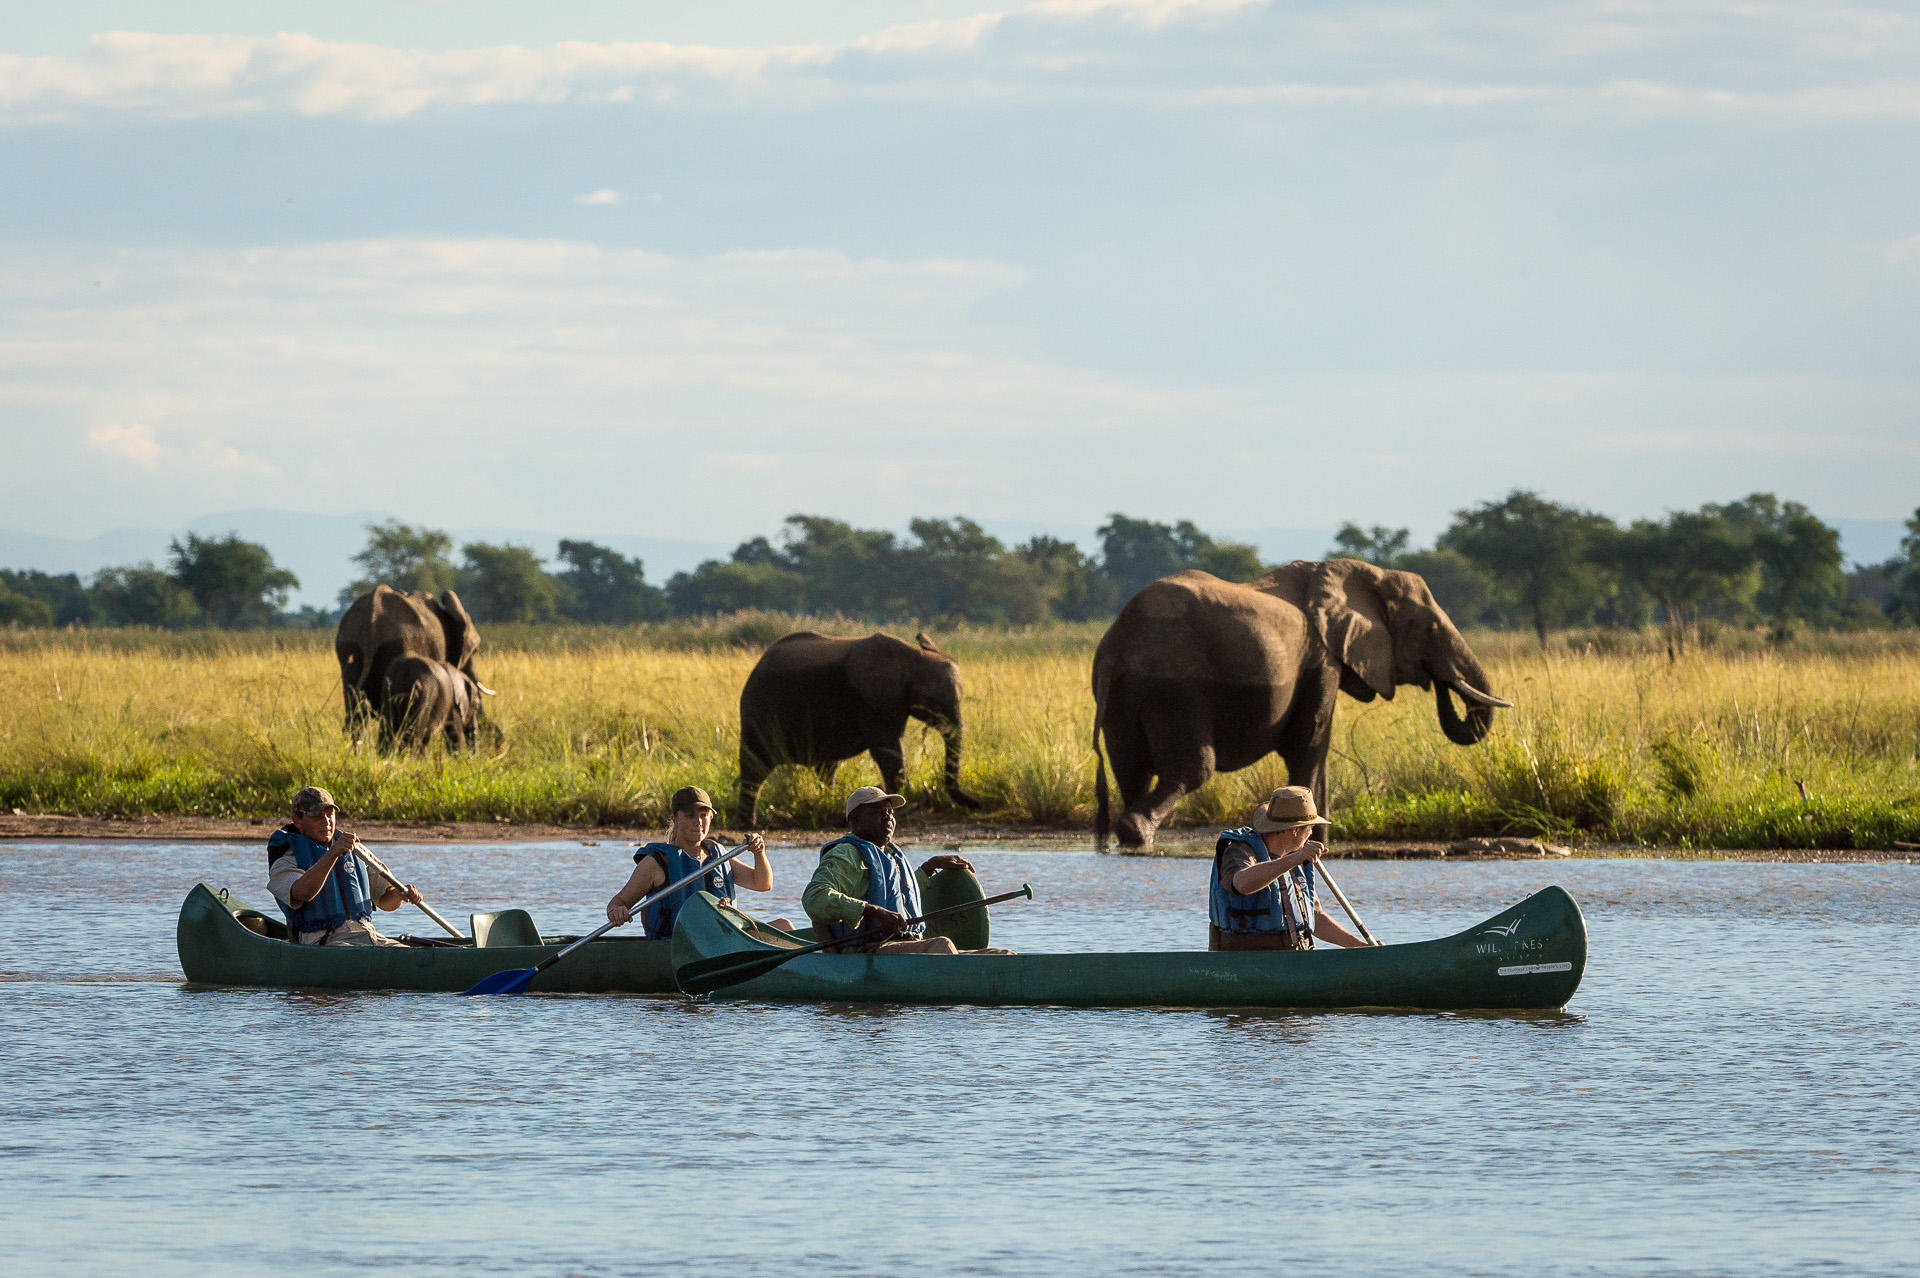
[0,839,1915,1275]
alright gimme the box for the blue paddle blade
[461,967,538,996]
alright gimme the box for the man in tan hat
[801,785,988,955]
[1209,785,1371,951]
[266,786,423,946]
[606,785,781,936]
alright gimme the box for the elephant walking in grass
[1092,559,1511,848]
[735,632,984,827]
[381,655,482,751]
[336,585,493,736]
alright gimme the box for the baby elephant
[380,655,482,751]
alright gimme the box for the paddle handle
[353,846,467,940]
[819,883,1035,953]
[1314,862,1380,947]
[537,840,758,971]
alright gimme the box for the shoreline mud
[0,812,1911,862]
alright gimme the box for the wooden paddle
[352,845,467,940]
[462,841,756,996]
[675,883,1034,997]
[1313,861,1381,947]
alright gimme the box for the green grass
[2,621,1918,847]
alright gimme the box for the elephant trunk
[1432,646,1507,747]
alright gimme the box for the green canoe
[671,886,1588,1010]
[174,881,680,993]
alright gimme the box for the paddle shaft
[532,841,757,974]
[678,883,1035,996]
[352,845,466,940]
[1313,861,1380,946]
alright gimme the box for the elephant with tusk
[335,585,496,738]
[735,631,984,828]
[1091,559,1511,848]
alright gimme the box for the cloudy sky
[3,0,1917,566]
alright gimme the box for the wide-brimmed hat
[671,786,716,814]
[843,785,906,820]
[291,786,338,815]
[1246,785,1327,834]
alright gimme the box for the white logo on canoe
[1482,916,1524,937]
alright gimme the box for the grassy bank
[1,624,1917,847]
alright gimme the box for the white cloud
[3,3,1918,123]
[574,189,625,206]
[85,421,160,467]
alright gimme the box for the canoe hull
[175,882,677,994]
[672,886,1587,1010]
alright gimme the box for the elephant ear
[434,590,482,670]
[1310,561,1395,701]
[846,635,915,708]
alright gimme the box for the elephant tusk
[477,683,499,696]
[1449,680,1512,709]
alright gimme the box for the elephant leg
[735,743,770,828]
[868,740,906,797]
[1120,701,1215,847]
[1276,683,1337,844]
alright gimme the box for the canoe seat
[471,909,542,948]
[236,910,290,941]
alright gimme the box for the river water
[1,840,1915,1276]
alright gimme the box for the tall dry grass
[1,625,1916,846]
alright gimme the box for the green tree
[1714,495,1846,629]
[168,532,299,628]
[775,515,904,616]
[1396,548,1502,626]
[900,517,1052,623]
[91,564,200,628]
[1613,509,1760,649]
[1327,524,1411,566]
[340,521,457,605]
[1886,508,1920,623]
[1015,535,1115,621]
[0,582,53,626]
[1097,514,1265,599]
[456,542,559,623]
[0,570,92,625]
[665,560,806,614]
[554,540,665,624]
[1438,491,1617,645]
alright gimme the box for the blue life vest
[1209,827,1316,946]
[268,825,377,939]
[820,835,925,944]
[635,839,735,938]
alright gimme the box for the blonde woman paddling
[606,786,789,936]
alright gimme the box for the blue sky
[2,0,1915,571]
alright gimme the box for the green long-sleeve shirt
[801,840,931,927]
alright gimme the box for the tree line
[3,494,1917,637]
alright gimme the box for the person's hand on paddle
[859,902,910,936]
[607,898,634,926]
[397,883,423,905]
[919,854,974,876]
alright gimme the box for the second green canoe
[671,886,1587,1010]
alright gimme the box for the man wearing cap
[1211,785,1372,952]
[801,786,984,955]
[266,786,424,946]
[606,786,783,936]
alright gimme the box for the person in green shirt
[802,785,991,955]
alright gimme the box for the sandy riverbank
[1,811,1911,861]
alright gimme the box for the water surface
[1,841,1915,1275]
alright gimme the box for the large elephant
[335,585,491,732]
[380,655,481,751]
[735,631,984,827]
[1092,559,1511,847]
